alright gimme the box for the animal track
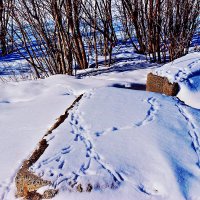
[66,92,124,188]
[95,127,118,137]
[93,97,159,138]
[30,145,72,173]
[176,103,200,168]
[175,58,200,82]
[29,90,123,191]
[136,97,160,127]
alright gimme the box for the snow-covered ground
[30,87,200,200]
[0,77,78,199]
[154,52,200,109]
[0,51,200,200]
[0,53,160,200]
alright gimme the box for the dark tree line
[120,0,199,62]
[0,0,199,77]
[0,0,14,55]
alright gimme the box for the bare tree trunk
[0,0,7,55]
[93,0,98,68]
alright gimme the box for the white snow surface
[0,58,156,200]
[0,77,77,199]
[0,52,200,200]
[154,53,200,83]
[0,51,159,199]
[154,52,200,109]
[28,88,200,200]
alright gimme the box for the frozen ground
[0,51,200,200]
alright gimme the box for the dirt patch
[15,94,83,199]
[146,73,179,96]
[45,94,83,136]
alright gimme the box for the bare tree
[81,0,117,67]
[120,0,199,62]
[11,0,90,76]
[6,0,199,78]
[0,0,13,56]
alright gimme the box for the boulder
[24,191,42,200]
[42,189,58,199]
[146,73,179,96]
[15,139,51,198]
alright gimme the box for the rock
[15,167,50,198]
[15,139,50,198]
[146,73,179,96]
[24,191,42,200]
[42,189,58,199]
[28,139,49,167]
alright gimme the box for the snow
[0,57,156,199]
[27,88,200,200]
[177,74,200,109]
[154,52,200,109]
[154,52,200,83]
[0,50,200,200]
[0,77,77,199]
[0,52,31,76]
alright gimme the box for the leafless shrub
[120,0,199,62]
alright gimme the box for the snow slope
[23,88,200,200]
[154,52,200,109]
[1,52,200,200]
[0,52,160,200]
[0,77,78,199]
